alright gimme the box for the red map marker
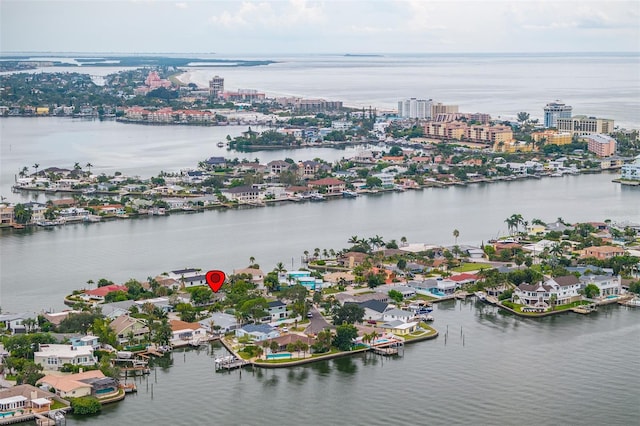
[205,270,226,293]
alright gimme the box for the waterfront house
[338,251,368,268]
[110,315,149,345]
[514,275,582,308]
[169,320,207,346]
[267,300,288,322]
[308,177,346,194]
[205,157,226,168]
[582,245,625,260]
[448,273,479,286]
[33,344,96,371]
[0,204,15,227]
[579,274,622,297]
[0,384,58,418]
[380,320,419,335]
[198,312,237,334]
[225,185,261,203]
[263,334,316,353]
[381,308,415,323]
[235,324,280,342]
[37,370,117,399]
[620,154,640,181]
[81,284,128,303]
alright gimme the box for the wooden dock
[215,357,249,372]
[571,303,597,314]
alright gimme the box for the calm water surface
[66,302,640,426]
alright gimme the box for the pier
[214,356,249,372]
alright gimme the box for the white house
[235,324,280,342]
[514,275,582,308]
[169,320,207,346]
[381,308,415,323]
[198,313,238,334]
[267,300,288,322]
[33,344,97,371]
[579,274,622,297]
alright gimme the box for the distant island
[344,54,383,57]
[0,55,275,71]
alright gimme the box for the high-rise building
[208,76,224,99]
[556,115,615,136]
[398,98,432,119]
[430,102,458,117]
[544,101,572,128]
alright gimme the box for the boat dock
[571,303,597,314]
[214,356,249,372]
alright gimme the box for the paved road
[305,306,332,334]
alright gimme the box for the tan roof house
[110,315,149,345]
[582,246,625,260]
[37,370,106,398]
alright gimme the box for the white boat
[217,142,225,147]
[474,291,487,301]
[117,351,133,359]
[342,190,358,198]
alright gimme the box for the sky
[1,0,639,55]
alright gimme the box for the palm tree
[400,236,407,247]
[19,166,29,178]
[33,163,40,177]
[313,248,320,259]
[274,262,286,275]
[85,162,93,176]
[249,256,255,265]
[453,229,459,245]
[504,216,517,235]
[86,279,94,290]
[348,235,359,244]
[322,249,329,259]
[303,250,309,262]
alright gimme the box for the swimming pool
[266,353,292,360]
[606,295,618,299]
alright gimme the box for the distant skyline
[1,0,639,55]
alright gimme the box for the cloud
[175,2,188,9]
[209,0,325,30]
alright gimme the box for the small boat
[117,351,133,359]
[421,314,434,322]
[474,291,487,301]
[309,193,325,202]
[342,190,358,198]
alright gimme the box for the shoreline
[5,169,624,234]
[218,329,439,370]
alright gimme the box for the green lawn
[452,263,492,273]
[51,400,68,410]
[408,294,437,302]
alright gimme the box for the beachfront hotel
[557,115,615,136]
[543,101,572,128]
